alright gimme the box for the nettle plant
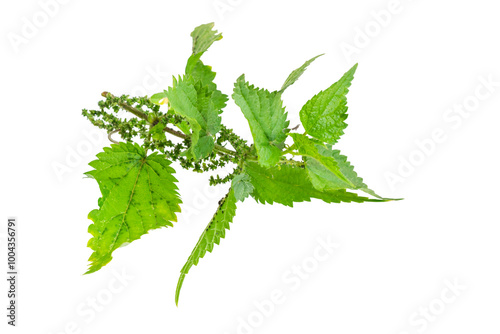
[82,23,397,305]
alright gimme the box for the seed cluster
[82,93,253,184]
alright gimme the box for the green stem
[214,144,239,156]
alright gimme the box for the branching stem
[102,92,238,157]
[102,92,149,120]
[101,92,302,167]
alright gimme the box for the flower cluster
[82,92,253,184]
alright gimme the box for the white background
[1,0,499,333]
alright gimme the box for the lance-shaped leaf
[300,63,357,144]
[232,75,289,167]
[289,133,352,186]
[244,162,382,207]
[191,22,223,55]
[279,54,324,93]
[166,76,221,159]
[175,188,237,305]
[290,133,386,199]
[307,145,384,199]
[84,142,182,274]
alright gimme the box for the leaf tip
[175,273,185,306]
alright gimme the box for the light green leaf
[176,119,191,135]
[232,173,254,202]
[289,133,352,186]
[279,54,324,93]
[290,134,386,199]
[300,63,357,144]
[175,188,237,305]
[244,162,381,207]
[166,76,221,159]
[150,91,168,105]
[186,53,214,82]
[167,76,207,128]
[150,121,167,141]
[193,134,215,159]
[191,22,223,55]
[232,75,289,167]
[195,85,221,134]
[308,145,384,199]
[185,49,228,112]
[84,142,181,274]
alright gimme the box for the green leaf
[279,54,324,93]
[185,47,228,112]
[176,119,191,135]
[289,133,352,186]
[186,53,214,82]
[166,76,221,159]
[84,142,181,274]
[175,188,237,305]
[193,134,215,159]
[196,85,222,135]
[308,145,384,199]
[232,75,289,167]
[289,133,387,199]
[167,76,207,128]
[232,173,254,202]
[150,120,167,141]
[244,162,381,207]
[159,22,226,152]
[150,91,168,105]
[300,63,357,144]
[191,22,222,55]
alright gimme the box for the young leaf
[191,22,223,55]
[84,142,181,274]
[175,188,237,305]
[232,75,289,167]
[150,121,167,141]
[151,23,227,113]
[166,76,221,159]
[300,63,357,144]
[244,162,381,207]
[279,54,324,93]
[150,91,168,105]
[231,173,254,202]
[186,53,214,82]
[185,53,228,111]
